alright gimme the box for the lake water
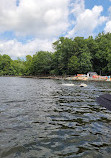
[0,77,111,158]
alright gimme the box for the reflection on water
[0,77,111,158]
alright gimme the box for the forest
[0,32,111,76]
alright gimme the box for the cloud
[0,0,109,58]
[0,0,70,58]
[104,6,111,33]
[70,0,85,17]
[104,21,111,33]
[0,38,55,59]
[0,0,69,38]
[67,0,107,37]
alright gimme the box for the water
[0,77,111,158]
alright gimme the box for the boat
[79,83,87,87]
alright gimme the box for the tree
[78,45,93,73]
[53,37,76,75]
[68,56,80,74]
[11,58,26,76]
[0,54,13,75]
[0,32,111,76]
[24,55,32,75]
[31,51,52,75]
[107,51,111,73]
[94,33,110,75]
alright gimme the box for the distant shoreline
[0,75,111,81]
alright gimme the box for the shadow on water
[0,77,111,158]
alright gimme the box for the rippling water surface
[0,77,111,158]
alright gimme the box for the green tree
[107,51,111,73]
[68,55,80,74]
[94,33,110,75]
[24,55,32,75]
[0,54,13,75]
[78,45,93,73]
[53,37,76,75]
[11,58,25,76]
[31,51,52,75]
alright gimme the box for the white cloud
[67,0,107,37]
[104,21,111,33]
[0,0,69,38]
[104,6,111,33]
[70,0,85,17]
[0,0,70,58]
[0,38,55,59]
[0,0,109,58]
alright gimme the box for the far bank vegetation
[0,32,111,76]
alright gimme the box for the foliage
[24,55,32,75]
[0,54,12,75]
[0,32,111,76]
[68,56,79,74]
[0,55,26,76]
[31,51,52,75]
[11,59,26,76]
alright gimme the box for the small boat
[79,83,87,87]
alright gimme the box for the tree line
[0,32,111,76]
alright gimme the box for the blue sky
[0,0,111,58]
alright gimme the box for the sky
[0,0,111,59]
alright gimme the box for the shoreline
[0,75,111,81]
[20,75,111,81]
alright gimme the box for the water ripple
[0,77,111,158]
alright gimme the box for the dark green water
[0,77,111,158]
